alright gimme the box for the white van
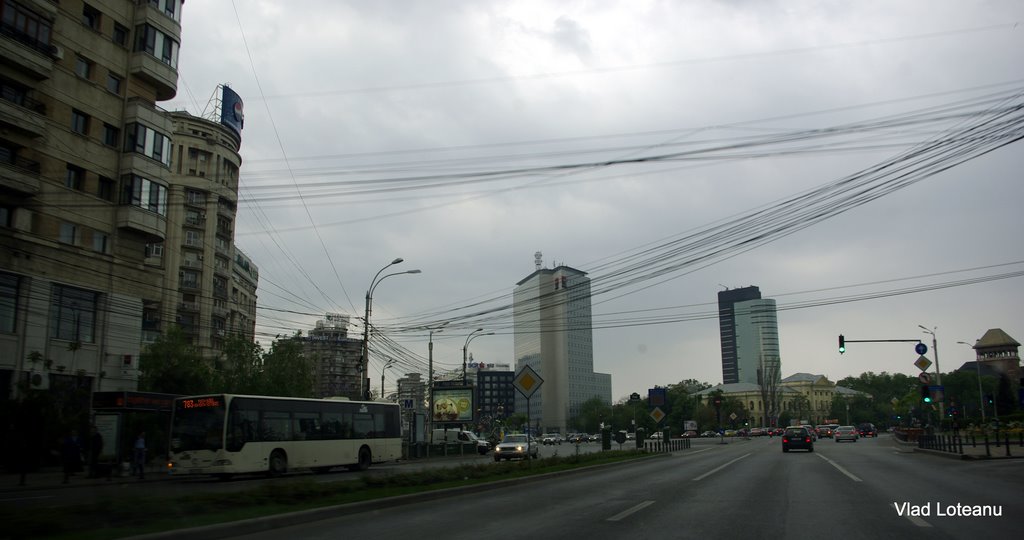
[432,429,491,454]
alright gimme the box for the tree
[138,326,212,395]
[257,335,314,397]
[215,333,264,394]
[578,396,612,433]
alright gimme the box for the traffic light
[920,385,932,403]
[986,394,993,405]
[838,334,846,354]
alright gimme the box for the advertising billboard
[432,386,474,424]
[220,85,244,140]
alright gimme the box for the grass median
[4,449,650,539]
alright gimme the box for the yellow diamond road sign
[650,407,666,424]
[514,365,543,398]
[914,355,932,372]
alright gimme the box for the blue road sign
[915,342,928,355]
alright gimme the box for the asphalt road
[224,435,1022,539]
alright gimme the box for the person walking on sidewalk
[132,432,146,479]
[61,430,83,484]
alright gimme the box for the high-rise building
[0,1,255,400]
[303,314,362,399]
[513,253,611,434]
[717,286,781,385]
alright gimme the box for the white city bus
[167,394,401,478]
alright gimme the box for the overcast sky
[170,1,1024,401]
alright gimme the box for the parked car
[834,425,859,442]
[494,434,539,461]
[782,426,814,452]
[857,423,877,437]
[701,430,718,437]
[432,429,491,455]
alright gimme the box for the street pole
[462,328,492,385]
[919,325,944,425]
[427,322,448,449]
[361,258,420,400]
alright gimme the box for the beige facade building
[303,314,363,399]
[1,0,254,400]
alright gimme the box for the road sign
[650,407,666,424]
[914,355,932,372]
[918,372,931,384]
[729,412,738,421]
[401,398,414,410]
[513,365,543,398]
[915,342,928,355]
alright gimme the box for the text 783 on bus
[167,394,401,478]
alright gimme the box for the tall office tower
[513,253,611,434]
[303,314,363,399]
[733,298,781,386]
[717,286,762,384]
[1,0,187,396]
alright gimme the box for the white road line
[607,500,656,522]
[905,515,933,528]
[692,453,750,482]
[816,453,862,482]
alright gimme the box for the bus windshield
[170,395,226,452]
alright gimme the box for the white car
[494,434,539,461]
[541,433,562,445]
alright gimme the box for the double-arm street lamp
[957,340,986,422]
[462,328,493,385]
[427,322,449,443]
[362,258,420,400]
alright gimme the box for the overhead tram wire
[229,0,354,317]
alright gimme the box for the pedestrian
[61,430,83,484]
[132,432,146,479]
[87,426,104,479]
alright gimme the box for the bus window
[322,410,352,439]
[171,400,225,452]
[293,412,320,440]
[227,409,259,451]
[353,412,374,438]
[260,411,291,441]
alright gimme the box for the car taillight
[805,437,811,443]
[782,437,789,443]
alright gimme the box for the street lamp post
[462,329,494,385]
[381,359,395,399]
[918,325,944,425]
[427,322,449,448]
[362,258,421,400]
[957,340,986,422]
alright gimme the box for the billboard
[220,85,244,140]
[432,386,474,424]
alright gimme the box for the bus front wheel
[269,450,288,476]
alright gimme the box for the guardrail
[919,433,1024,458]
[643,438,692,452]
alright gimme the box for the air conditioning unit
[53,45,64,60]
[29,369,49,390]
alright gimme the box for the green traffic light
[923,396,932,403]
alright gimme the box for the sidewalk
[1,463,171,493]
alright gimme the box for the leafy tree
[577,396,612,433]
[256,335,314,397]
[138,326,211,395]
[214,333,264,394]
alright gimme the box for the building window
[65,164,85,190]
[0,205,9,228]
[185,230,201,247]
[50,284,97,343]
[135,24,179,68]
[186,190,207,206]
[75,56,93,79]
[1,2,53,53]
[106,73,122,95]
[59,222,78,245]
[92,232,108,253]
[112,22,129,46]
[102,123,120,147]
[122,174,167,215]
[98,176,115,201]
[0,272,17,333]
[145,242,163,258]
[82,4,101,30]
[71,110,89,135]
[125,123,171,166]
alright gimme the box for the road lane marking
[904,515,933,527]
[607,500,656,522]
[816,453,862,482]
[692,453,750,481]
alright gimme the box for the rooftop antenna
[534,251,542,270]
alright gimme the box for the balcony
[0,156,42,196]
[0,25,56,80]
[0,92,46,138]
[178,301,199,311]
[117,205,166,241]
[128,51,177,101]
